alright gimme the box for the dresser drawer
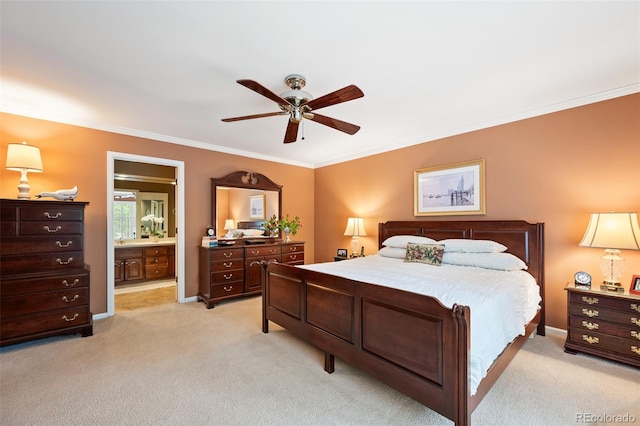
[282,244,304,254]
[1,251,84,274]
[212,258,244,272]
[210,247,244,260]
[211,269,244,284]
[211,282,244,298]
[1,306,90,339]
[567,328,640,361]
[19,205,84,221]
[1,287,89,316]
[0,236,83,255]
[0,269,90,296]
[19,221,83,235]
[245,245,281,258]
[282,252,304,264]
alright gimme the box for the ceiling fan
[221,74,364,143]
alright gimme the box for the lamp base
[16,170,32,199]
[600,283,625,293]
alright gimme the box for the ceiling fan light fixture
[280,89,313,105]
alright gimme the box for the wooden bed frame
[261,220,544,425]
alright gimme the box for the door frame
[106,151,186,316]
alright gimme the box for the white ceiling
[1,1,638,168]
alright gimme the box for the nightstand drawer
[567,328,640,361]
[569,291,639,313]
[568,315,639,339]
[569,304,636,325]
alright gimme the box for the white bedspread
[300,254,541,395]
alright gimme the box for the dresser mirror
[212,171,282,237]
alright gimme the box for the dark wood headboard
[378,220,545,331]
[237,221,265,230]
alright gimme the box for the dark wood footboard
[262,262,472,424]
[261,220,544,426]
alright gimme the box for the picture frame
[249,194,265,219]
[630,275,640,295]
[336,248,348,258]
[414,159,486,216]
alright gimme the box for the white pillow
[437,239,507,253]
[242,229,265,236]
[442,252,527,271]
[377,246,407,259]
[382,235,436,248]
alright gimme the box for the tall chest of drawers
[0,199,93,346]
[564,284,640,368]
[198,241,304,309]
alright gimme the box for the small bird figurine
[36,186,79,201]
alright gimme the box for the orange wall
[2,94,638,328]
[0,113,315,314]
[314,93,640,329]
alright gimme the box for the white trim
[105,152,186,317]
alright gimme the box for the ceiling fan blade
[304,85,364,111]
[221,111,287,122]
[306,113,361,135]
[283,120,299,144]
[237,79,290,105]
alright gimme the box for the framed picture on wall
[249,194,265,219]
[630,275,640,295]
[414,159,486,216]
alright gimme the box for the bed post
[453,304,471,426]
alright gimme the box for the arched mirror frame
[211,171,283,235]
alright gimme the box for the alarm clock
[574,271,591,289]
[206,226,215,237]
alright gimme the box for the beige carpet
[1,296,638,426]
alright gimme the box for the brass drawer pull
[44,211,62,219]
[582,335,599,344]
[56,258,73,265]
[223,252,233,258]
[44,225,62,233]
[631,331,640,340]
[582,309,599,318]
[56,240,73,248]
[223,262,233,268]
[223,285,233,292]
[250,250,260,255]
[62,314,79,322]
[581,321,599,330]
[62,295,79,303]
[632,318,640,326]
[223,274,233,280]
[632,304,640,313]
[632,346,640,356]
[290,254,297,260]
[582,296,598,305]
[62,279,80,287]
[269,249,278,254]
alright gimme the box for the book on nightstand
[201,236,218,247]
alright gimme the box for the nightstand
[564,284,640,368]
[333,256,349,262]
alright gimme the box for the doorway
[106,152,185,316]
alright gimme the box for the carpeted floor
[1,296,638,425]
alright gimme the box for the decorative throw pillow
[404,243,445,266]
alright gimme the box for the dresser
[198,241,304,308]
[564,284,640,368]
[0,199,93,346]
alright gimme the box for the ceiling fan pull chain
[301,120,305,140]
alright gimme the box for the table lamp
[344,217,366,257]
[5,141,44,199]
[579,212,640,291]
[224,219,236,237]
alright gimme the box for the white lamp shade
[223,219,236,230]
[5,142,44,172]
[344,217,366,237]
[579,212,640,250]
